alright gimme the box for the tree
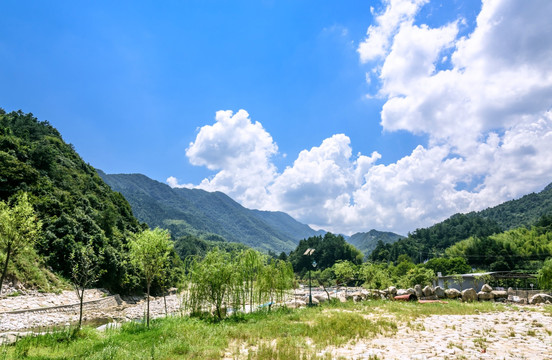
[187,248,233,320]
[333,260,357,295]
[129,228,173,327]
[70,242,103,329]
[0,193,42,294]
[538,258,552,290]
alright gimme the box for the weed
[473,337,487,350]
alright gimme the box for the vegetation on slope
[99,172,322,253]
[347,229,404,259]
[370,213,502,264]
[0,109,145,292]
[288,233,363,275]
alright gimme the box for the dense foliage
[99,172,322,253]
[445,216,552,271]
[288,233,363,275]
[0,109,144,292]
[182,248,294,320]
[370,213,502,263]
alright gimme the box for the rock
[338,295,347,303]
[396,289,409,296]
[286,300,306,309]
[507,287,515,296]
[310,297,320,305]
[461,288,477,302]
[422,286,434,297]
[406,288,416,295]
[314,294,328,303]
[351,291,366,300]
[481,284,493,293]
[387,286,397,296]
[529,293,552,305]
[491,290,507,299]
[414,285,423,299]
[477,291,494,301]
[445,288,461,299]
[434,286,445,298]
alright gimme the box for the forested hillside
[477,183,552,230]
[370,213,504,263]
[370,182,552,265]
[347,230,404,258]
[99,172,323,253]
[0,110,144,292]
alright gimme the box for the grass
[0,299,512,359]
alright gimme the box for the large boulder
[445,288,461,299]
[481,284,493,293]
[529,293,552,305]
[478,291,494,301]
[434,286,445,299]
[462,288,478,302]
[396,289,410,296]
[422,285,434,297]
[491,290,508,299]
[406,288,416,295]
[414,284,423,299]
[387,286,397,296]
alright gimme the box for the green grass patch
[0,299,509,359]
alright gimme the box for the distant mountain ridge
[347,230,404,258]
[98,171,325,253]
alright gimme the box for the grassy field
[0,300,536,360]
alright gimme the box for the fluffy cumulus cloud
[170,110,278,208]
[170,0,552,235]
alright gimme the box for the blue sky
[2,0,552,235]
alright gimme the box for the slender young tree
[70,242,102,329]
[129,227,173,327]
[0,193,42,295]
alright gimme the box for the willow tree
[129,227,173,327]
[0,193,42,294]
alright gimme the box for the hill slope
[0,109,143,292]
[370,182,552,264]
[477,183,552,230]
[347,230,404,258]
[99,172,324,253]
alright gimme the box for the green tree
[0,193,42,294]
[333,260,357,295]
[70,242,103,329]
[129,227,173,327]
[359,262,392,290]
[538,258,552,290]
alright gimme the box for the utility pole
[304,248,315,306]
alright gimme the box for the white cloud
[358,0,429,62]
[171,0,552,235]
[181,109,278,208]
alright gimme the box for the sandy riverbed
[321,307,552,359]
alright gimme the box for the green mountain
[477,182,552,230]
[98,172,324,253]
[347,230,404,258]
[0,110,143,292]
[370,182,552,264]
